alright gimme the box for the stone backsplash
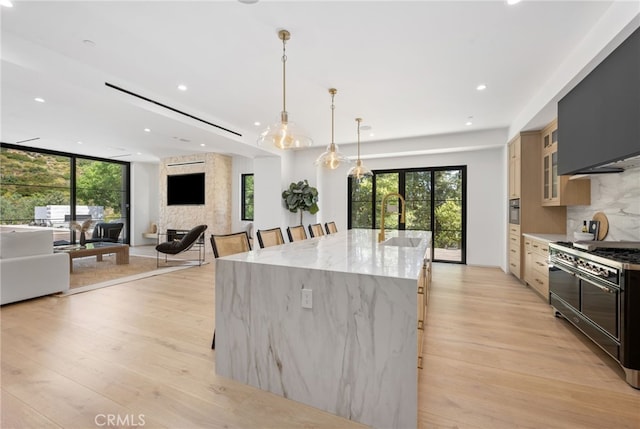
[567,164,640,241]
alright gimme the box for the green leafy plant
[282,180,319,225]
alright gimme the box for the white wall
[130,162,159,246]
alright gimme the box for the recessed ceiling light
[144,128,151,132]
[34,97,45,103]
[136,152,142,155]
[466,121,473,126]
[200,143,206,147]
[507,0,521,5]
[254,121,261,126]
[476,84,487,91]
[238,0,259,4]
[0,0,14,8]
[177,84,188,91]
[77,141,83,145]
[369,133,375,137]
[82,39,96,47]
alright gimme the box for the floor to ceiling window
[0,144,130,244]
[348,166,466,263]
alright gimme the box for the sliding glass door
[0,144,130,244]
[348,166,466,263]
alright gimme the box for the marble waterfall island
[214,229,431,429]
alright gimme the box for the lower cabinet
[417,259,430,369]
[509,224,521,278]
[524,237,549,299]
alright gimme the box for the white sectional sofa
[0,228,69,305]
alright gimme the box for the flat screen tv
[167,173,205,205]
[557,27,640,175]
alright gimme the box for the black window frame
[0,142,131,244]
[241,173,254,221]
[348,165,467,264]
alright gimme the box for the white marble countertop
[522,233,570,243]
[218,228,431,280]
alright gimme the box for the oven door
[549,260,579,309]
[579,274,619,340]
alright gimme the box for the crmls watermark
[94,414,146,427]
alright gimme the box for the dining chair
[286,225,307,242]
[325,221,338,234]
[210,231,252,349]
[256,227,285,248]
[308,223,325,238]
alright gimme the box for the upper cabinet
[541,119,591,206]
[508,138,521,199]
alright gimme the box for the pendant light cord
[331,91,336,146]
[281,36,287,115]
[356,119,361,159]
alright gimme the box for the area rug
[62,254,203,295]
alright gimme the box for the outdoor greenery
[0,147,125,226]
[241,174,254,221]
[282,180,319,225]
[350,168,463,250]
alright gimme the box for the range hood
[557,27,639,176]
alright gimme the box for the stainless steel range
[548,241,640,389]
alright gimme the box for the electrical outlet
[301,288,312,309]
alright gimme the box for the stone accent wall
[159,153,232,253]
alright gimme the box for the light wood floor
[1,263,638,428]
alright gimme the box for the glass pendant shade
[315,88,350,169]
[259,112,313,149]
[347,159,373,180]
[347,117,373,181]
[316,142,351,170]
[257,29,312,149]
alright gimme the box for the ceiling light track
[104,82,242,137]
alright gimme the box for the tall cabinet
[507,131,566,280]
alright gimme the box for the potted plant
[282,180,319,225]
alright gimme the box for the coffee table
[54,243,129,273]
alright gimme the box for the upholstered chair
[325,222,338,234]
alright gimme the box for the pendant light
[347,118,373,181]
[315,88,350,169]
[257,29,313,149]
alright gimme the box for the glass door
[348,166,466,263]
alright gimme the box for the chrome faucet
[378,192,406,242]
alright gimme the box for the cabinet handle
[536,261,546,267]
[510,263,516,268]
[533,244,539,248]
[535,278,544,285]
[511,249,517,253]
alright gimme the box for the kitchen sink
[380,237,422,248]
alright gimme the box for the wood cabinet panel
[541,119,591,206]
[524,237,550,300]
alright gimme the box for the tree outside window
[241,174,254,221]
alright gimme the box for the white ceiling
[0,1,634,163]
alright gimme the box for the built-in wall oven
[508,199,520,225]
[549,242,640,389]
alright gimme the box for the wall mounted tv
[167,173,205,205]
[557,27,640,175]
